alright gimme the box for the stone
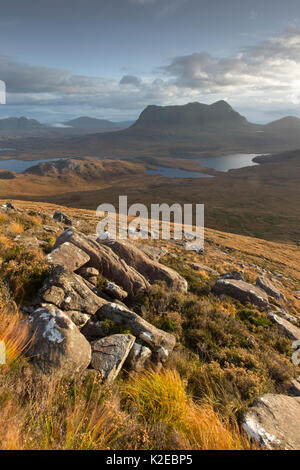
[53,211,73,226]
[213,279,269,308]
[287,377,300,397]
[124,342,152,373]
[188,262,219,275]
[256,276,284,300]
[65,310,90,328]
[267,312,300,340]
[90,334,135,382]
[220,271,244,281]
[80,319,108,340]
[39,266,107,315]
[98,302,176,360]
[100,238,187,293]
[47,242,90,271]
[103,282,128,301]
[27,304,91,376]
[242,394,300,450]
[135,244,168,261]
[54,230,150,297]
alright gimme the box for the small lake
[147,165,213,179]
[197,153,260,172]
[0,158,63,173]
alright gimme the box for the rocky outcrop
[65,310,90,328]
[213,279,269,307]
[47,242,90,271]
[242,394,300,450]
[90,334,135,383]
[54,230,150,297]
[99,238,187,293]
[267,312,300,340]
[27,304,91,376]
[39,266,107,315]
[98,303,176,360]
[256,276,284,300]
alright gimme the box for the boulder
[242,394,300,450]
[39,266,107,315]
[53,211,73,226]
[100,238,187,293]
[256,276,284,300]
[213,279,268,308]
[124,342,152,373]
[47,242,90,271]
[103,282,128,301]
[267,312,300,340]
[27,304,91,376]
[54,230,150,297]
[98,303,176,361]
[90,334,135,382]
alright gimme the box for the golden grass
[0,308,31,366]
[123,369,250,450]
[7,222,23,235]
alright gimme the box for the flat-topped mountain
[132,100,249,130]
[265,116,300,132]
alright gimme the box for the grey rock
[124,342,152,373]
[242,394,300,450]
[188,262,219,275]
[220,271,244,281]
[256,276,284,300]
[80,319,107,340]
[53,211,73,226]
[267,312,300,340]
[27,304,91,376]
[47,242,90,271]
[287,377,300,397]
[213,279,269,308]
[65,310,90,328]
[91,334,135,382]
[39,266,107,315]
[103,282,128,301]
[98,302,176,360]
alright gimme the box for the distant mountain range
[0,116,43,131]
[1,101,300,157]
[63,116,133,131]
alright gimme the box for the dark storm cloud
[119,75,142,86]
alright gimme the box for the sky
[0,0,300,123]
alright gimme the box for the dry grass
[123,369,250,450]
[7,222,23,235]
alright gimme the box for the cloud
[2,29,300,121]
[160,29,300,103]
[119,75,142,86]
[249,10,258,20]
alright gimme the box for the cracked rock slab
[242,394,300,450]
[91,334,135,382]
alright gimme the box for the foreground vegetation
[0,201,299,450]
